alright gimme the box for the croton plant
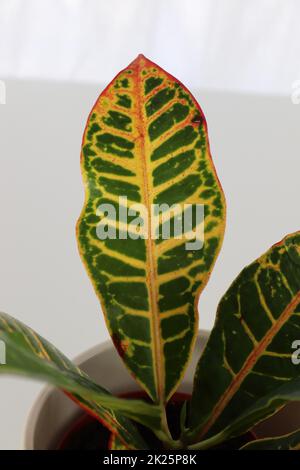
[1,55,300,450]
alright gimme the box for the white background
[1,0,300,94]
[0,0,299,449]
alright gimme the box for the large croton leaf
[77,54,225,404]
[0,312,161,449]
[187,231,300,442]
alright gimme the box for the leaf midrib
[133,57,164,404]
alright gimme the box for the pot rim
[22,330,210,449]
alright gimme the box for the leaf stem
[186,430,227,450]
[153,405,184,449]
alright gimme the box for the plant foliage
[1,56,299,450]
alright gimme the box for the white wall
[0,0,300,94]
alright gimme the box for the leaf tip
[129,54,149,67]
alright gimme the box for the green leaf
[240,429,300,450]
[187,231,300,442]
[77,54,226,404]
[0,312,160,448]
[188,376,300,450]
[217,376,300,446]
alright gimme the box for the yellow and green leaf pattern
[77,55,226,403]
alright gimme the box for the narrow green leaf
[0,312,160,448]
[187,231,300,442]
[77,54,226,404]
[240,429,300,450]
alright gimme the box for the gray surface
[0,80,299,449]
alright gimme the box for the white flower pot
[22,331,300,449]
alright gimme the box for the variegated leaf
[187,232,300,442]
[0,312,160,449]
[77,55,225,404]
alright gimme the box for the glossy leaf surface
[188,232,300,441]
